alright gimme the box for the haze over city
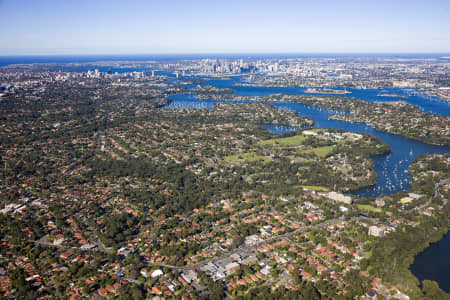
[1,1,450,299]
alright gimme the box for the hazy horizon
[1,52,450,57]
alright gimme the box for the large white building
[325,191,352,205]
[368,226,384,237]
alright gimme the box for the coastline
[410,227,450,293]
[422,91,450,102]
[367,204,450,298]
[410,230,450,293]
[1,59,449,299]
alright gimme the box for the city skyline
[1,0,449,55]
[1,1,450,297]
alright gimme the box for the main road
[145,216,376,272]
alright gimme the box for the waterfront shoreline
[410,230,450,293]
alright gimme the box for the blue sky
[0,0,449,55]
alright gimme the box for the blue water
[163,94,215,109]
[2,53,448,66]
[163,78,450,290]
[0,55,163,66]
[164,78,450,198]
[0,54,273,66]
[164,94,256,109]
[2,54,448,115]
[2,54,448,289]
[203,76,450,116]
[263,124,302,135]
[272,101,450,197]
[410,231,450,293]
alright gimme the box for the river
[3,54,448,292]
[410,231,450,293]
[166,76,450,198]
[163,75,450,290]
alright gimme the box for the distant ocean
[1,53,449,66]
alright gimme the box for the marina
[165,76,450,198]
